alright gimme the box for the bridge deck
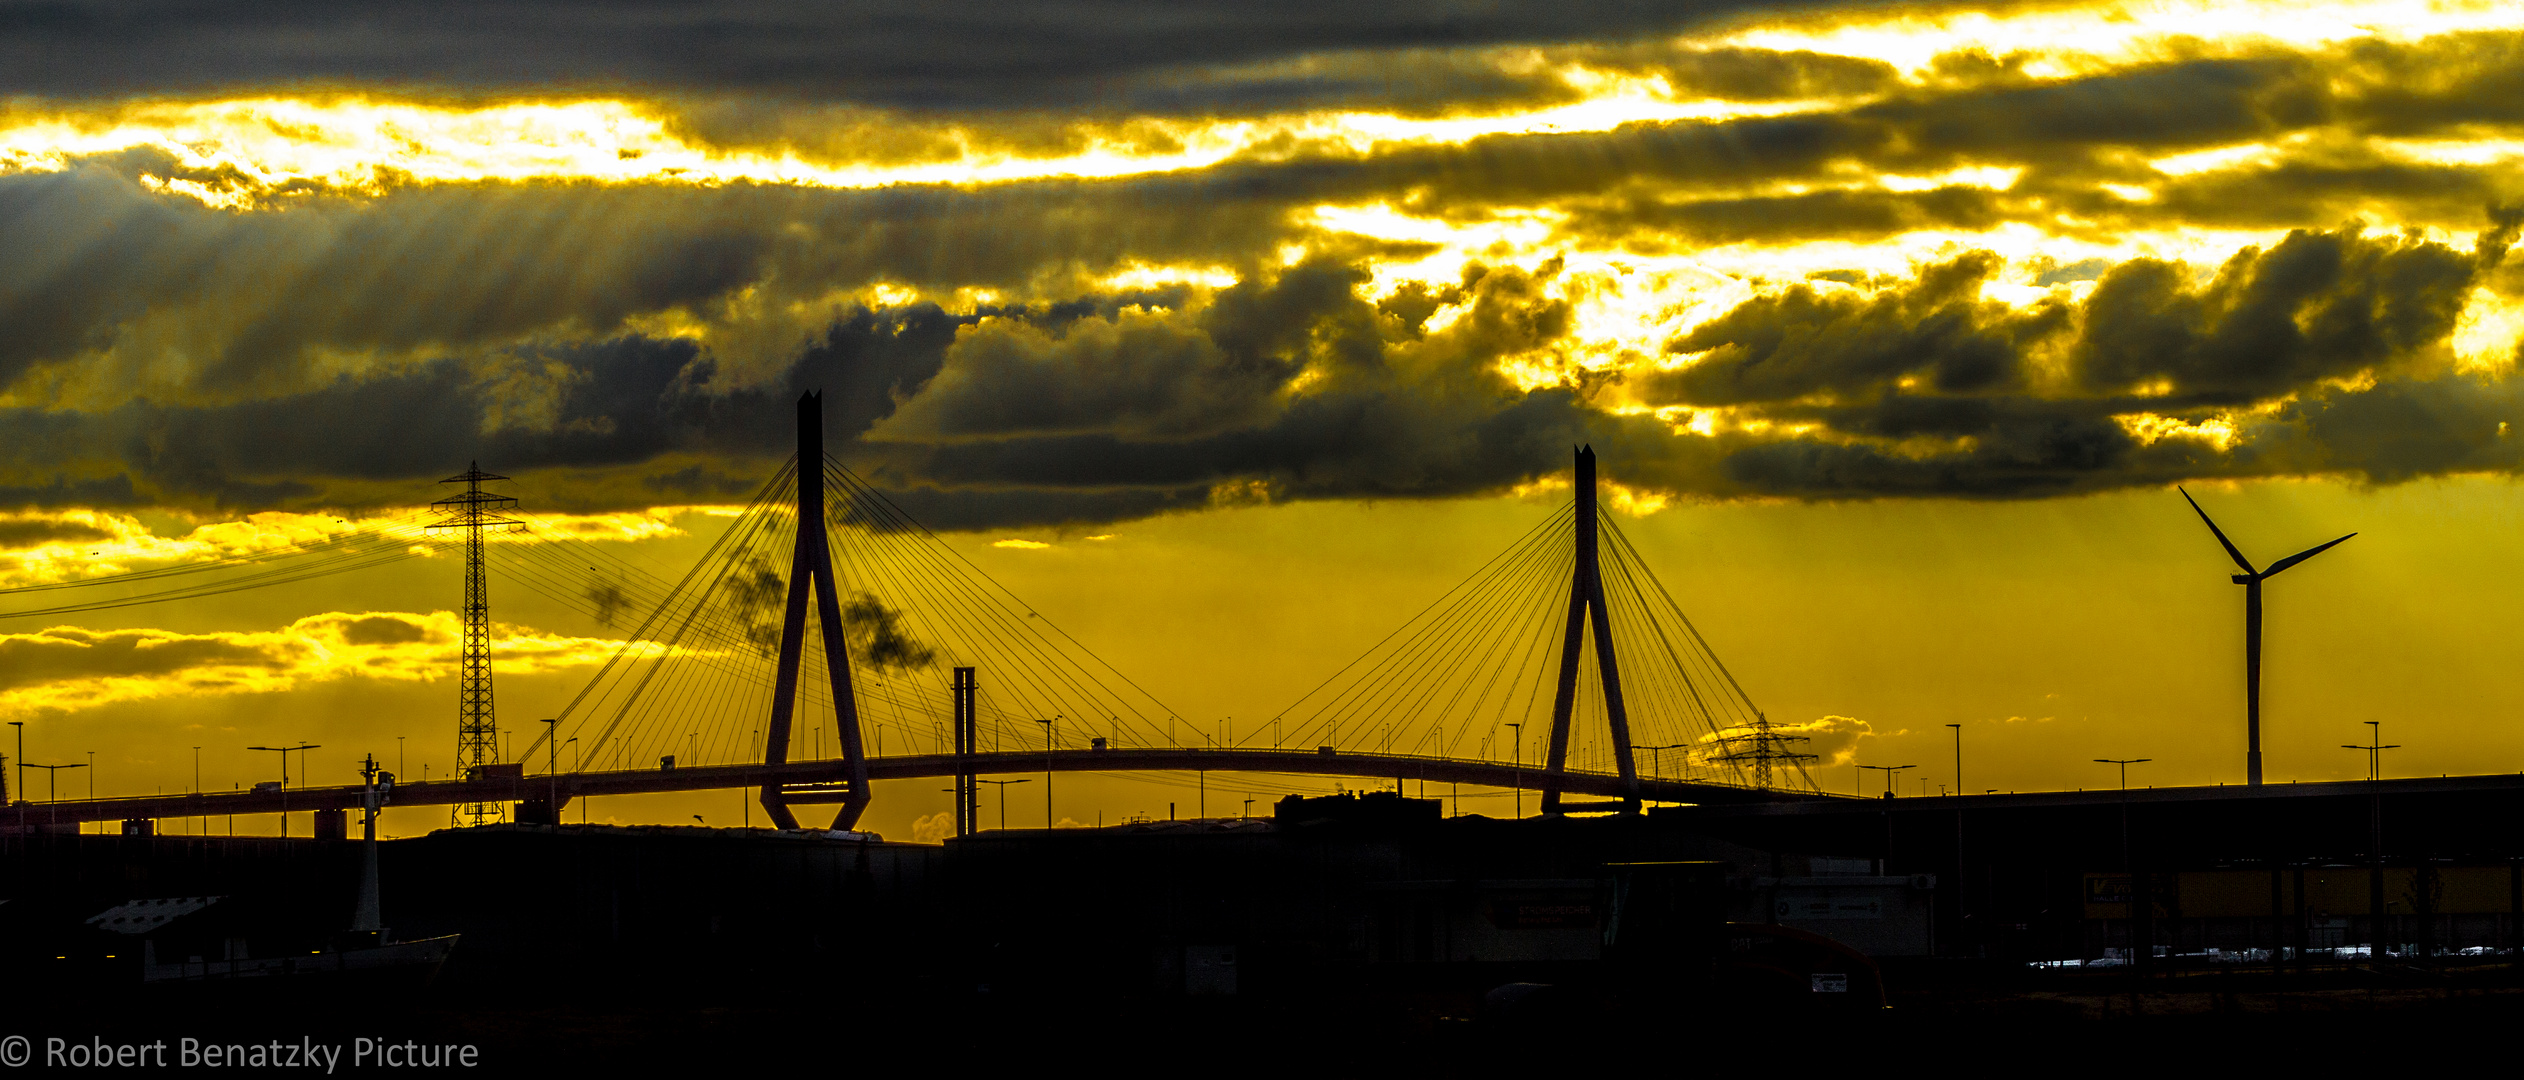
[3,747,1809,827]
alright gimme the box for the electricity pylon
[432,464,521,826]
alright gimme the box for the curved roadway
[5,746,1816,827]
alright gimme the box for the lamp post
[1859,764,1915,797]
[976,778,1031,831]
[1859,764,1916,878]
[2343,722,2398,959]
[1636,742,1684,782]
[247,743,320,838]
[2093,758,2150,869]
[1040,715,1057,828]
[24,762,85,828]
[2094,756,2152,969]
[1947,723,1967,954]
[542,719,562,826]
[1506,722,1523,818]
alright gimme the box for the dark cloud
[1563,184,2013,247]
[0,628,282,690]
[338,615,429,646]
[1853,55,2327,161]
[1649,251,2064,404]
[2074,227,2481,399]
[1652,225,2498,413]
[2328,30,2524,135]
[0,226,2519,527]
[0,164,1310,408]
[887,266,1352,440]
[12,41,2517,401]
[1580,45,1900,100]
[93,255,1589,526]
[891,258,1590,509]
[1614,220,2521,499]
[1329,41,2524,244]
[6,13,2524,530]
[2252,371,2524,482]
[0,0,1825,109]
[0,518,113,549]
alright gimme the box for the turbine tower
[2179,488,2353,787]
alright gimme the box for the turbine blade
[2261,533,2355,577]
[2179,487,2257,575]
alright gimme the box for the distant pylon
[758,392,872,832]
[431,463,521,827]
[1711,713,1816,790]
[1539,445,1642,814]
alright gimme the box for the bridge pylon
[1539,445,1642,815]
[951,666,978,836]
[758,391,872,831]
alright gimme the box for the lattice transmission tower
[431,464,521,827]
[1711,712,1817,790]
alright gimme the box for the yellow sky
[17,471,2522,839]
[5,0,2524,835]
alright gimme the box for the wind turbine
[2179,488,2354,787]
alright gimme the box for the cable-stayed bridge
[7,393,1827,831]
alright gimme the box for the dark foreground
[11,787,2524,1070]
[13,966,2523,1071]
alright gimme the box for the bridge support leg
[1540,445,1642,815]
[760,391,873,832]
[953,666,977,837]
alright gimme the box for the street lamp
[1506,722,1524,818]
[2095,757,2150,792]
[976,778,1031,831]
[24,761,86,828]
[541,719,563,826]
[1638,743,1685,782]
[247,743,320,836]
[1946,723,1968,950]
[2093,757,2150,870]
[2344,721,2399,957]
[1040,715,1057,828]
[1859,764,1916,797]
[2343,720,2399,785]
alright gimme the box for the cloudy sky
[5,0,2524,835]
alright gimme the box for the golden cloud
[0,610,636,719]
